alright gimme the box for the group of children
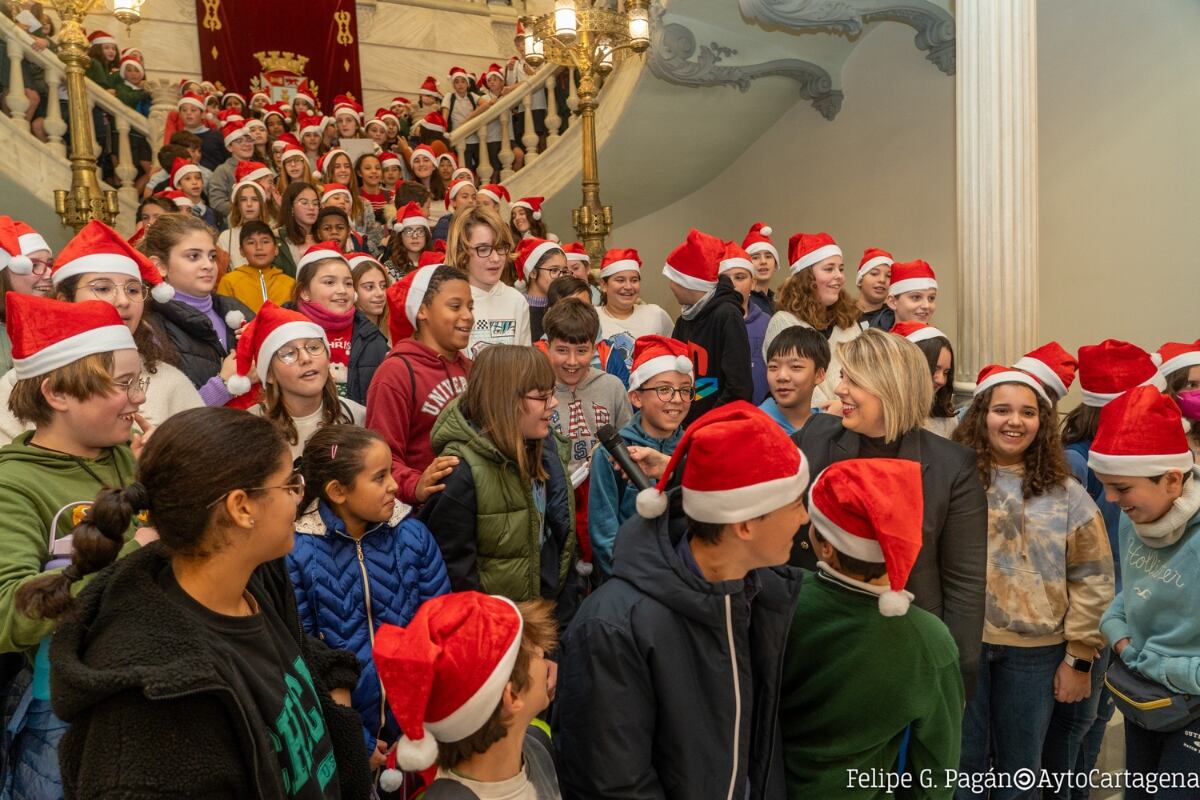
[1,171,1199,799]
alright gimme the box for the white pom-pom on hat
[329,362,348,384]
[674,355,691,373]
[761,226,772,237]
[576,560,594,576]
[226,374,252,396]
[636,487,668,518]
[7,254,32,275]
[878,590,910,617]
[224,309,245,329]
[379,769,405,793]
[151,282,176,303]
[393,732,440,772]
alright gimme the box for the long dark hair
[279,182,319,245]
[15,408,288,620]
[1060,403,1102,446]
[915,336,956,418]
[55,274,178,375]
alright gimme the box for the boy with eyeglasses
[588,335,693,578]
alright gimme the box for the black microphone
[596,424,653,492]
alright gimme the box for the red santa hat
[373,592,524,775]
[741,222,779,264]
[250,89,270,105]
[292,81,316,107]
[478,184,510,205]
[332,94,361,118]
[0,218,33,275]
[368,109,397,130]
[637,400,810,520]
[662,229,722,292]
[807,459,924,616]
[890,320,948,345]
[157,189,193,209]
[221,91,246,107]
[262,102,286,122]
[232,179,266,202]
[316,149,348,176]
[562,242,589,264]
[419,112,447,134]
[599,248,640,278]
[379,151,403,171]
[482,63,504,84]
[177,92,206,112]
[512,196,544,220]
[787,232,841,275]
[972,364,1050,404]
[437,152,459,168]
[12,219,49,259]
[1078,339,1165,408]
[444,178,475,207]
[888,260,937,296]
[514,238,563,282]
[418,250,446,269]
[628,335,693,391]
[418,76,442,98]
[218,109,245,126]
[226,302,326,395]
[447,66,469,81]
[87,30,117,47]
[295,242,349,279]
[856,247,894,286]
[320,183,352,205]
[5,294,137,381]
[1155,341,1200,381]
[1088,385,1194,477]
[1014,341,1078,400]
[118,56,144,77]
[390,96,412,109]
[298,114,325,138]
[451,167,475,184]
[222,119,252,148]
[718,241,754,276]
[280,143,307,164]
[121,47,143,61]
[169,157,201,190]
[235,160,272,184]
[244,117,267,133]
[409,144,437,168]
[393,202,431,232]
[53,220,175,303]
[385,263,441,342]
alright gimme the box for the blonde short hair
[837,328,933,442]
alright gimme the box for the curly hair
[953,383,1070,498]
[776,268,860,331]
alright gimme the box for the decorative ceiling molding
[647,8,843,120]
[738,0,955,75]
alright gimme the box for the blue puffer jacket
[287,499,450,751]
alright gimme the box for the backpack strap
[388,351,418,401]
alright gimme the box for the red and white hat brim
[381,156,403,169]
[17,232,49,256]
[90,34,117,46]
[889,277,938,296]
[662,263,715,292]
[239,166,272,184]
[790,244,842,275]
[1014,356,1068,399]
[177,96,206,111]
[628,354,692,392]
[171,164,202,188]
[255,321,327,384]
[234,179,267,201]
[397,214,430,231]
[321,188,352,204]
[53,253,141,286]
[682,463,810,524]
[600,259,639,278]
[301,123,324,137]
[295,249,349,276]
[856,255,893,285]
[903,326,949,345]
[421,120,446,133]
[744,242,780,263]
[1158,352,1200,381]
[13,324,136,381]
[974,370,1050,404]
[565,252,590,264]
[1081,372,1167,408]
[718,256,754,276]
[808,496,884,563]
[520,242,563,280]
[446,182,473,203]
[410,150,436,167]
[404,265,439,329]
[478,188,505,205]
[1087,450,1194,478]
[224,129,252,148]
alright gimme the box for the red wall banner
[195,0,362,110]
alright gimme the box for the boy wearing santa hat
[556,401,808,799]
[780,458,964,798]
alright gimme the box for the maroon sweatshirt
[366,339,471,505]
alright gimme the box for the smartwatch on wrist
[1064,652,1094,673]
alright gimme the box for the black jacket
[153,294,253,389]
[554,500,802,799]
[345,310,388,405]
[792,413,987,695]
[51,545,371,799]
[671,277,754,426]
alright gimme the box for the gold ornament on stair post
[521,0,650,264]
[51,0,147,232]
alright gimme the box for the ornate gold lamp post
[51,0,146,231]
[521,0,650,263]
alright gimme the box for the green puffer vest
[431,397,576,601]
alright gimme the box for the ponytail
[16,482,149,621]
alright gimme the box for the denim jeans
[1123,714,1200,800]
[1068,660,1116,800]
[1042,646,1109,799]
[958,642,1065,800]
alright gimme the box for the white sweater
[763,310,864,410]
[597,303,675,341]
[468,281,532,357]
[250,398,366,460]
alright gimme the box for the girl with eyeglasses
[515,237,568,341]
[23,407,371,798]
[237,302,366,461]
[418,345,579,622]
[383,202,434,280]
[273,182,320,278]
[0,218,53,374]
[0,293,159,798]
[446,205,530,356]
[0,220,201,444]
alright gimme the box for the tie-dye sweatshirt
[982,465,1115,650]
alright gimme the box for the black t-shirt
[859,433,903,459]
[161,569,341,799]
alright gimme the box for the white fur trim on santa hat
[224,310,246,329]
[790,244,841,275]
[52,252,141,286]
[321,186,352,204]
[808,500,885,563]
[565,250,590,264]
[379,766,406,792]
[405,268,437,329]
[392,730,440,772]
[17,232,50,256]
[1082,372,1167,408]
[661,263,715,293]
[718,255,754,276]
[681,465,810,524]
[295,248,348,277]
[1086,450,1195,478]
[889,276,938,296]
[1014,355,1068,399]
[744,241,780,264]
[478,187,506,205]
[878,590,911,617]
[171,163,202,186]
[177,95,205,111]
[628,354,693,392]
[521,241,562,280]
[599,259,638,279]
[255,321,327,384]
[904,326,949,345]
[975,369,1050,404]
[512,200,541,220]
[13,325,136,381]
[1158,352,1200,381]
[856,255,893,285]
[425,596,524,742]
[150,282,175,303]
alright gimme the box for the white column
[115,116,138,210]
[5,33,30,131]
[498,111,514,180]
[43,67,67,158]
[544,72,561,147]
[954,0,1039,389]
[520,93,538,165]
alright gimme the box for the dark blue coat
[287,499,450,750]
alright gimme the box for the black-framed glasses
[113,373,150,400]
[636,385,695,402]
[274,340,326,365]
[471,243,511,259]
[206,472,306,509]
[86,279,146,303]
[524,390,554,406]
[537,267,569,279]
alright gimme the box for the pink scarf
[297,299,355,332]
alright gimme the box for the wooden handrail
[446,62,561,147]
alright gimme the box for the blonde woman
[794,328,988,695]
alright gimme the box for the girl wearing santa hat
[952,365,1114,792]
[1157,341,1200,460]
[291,244,388,405]
[741,221,780,315]
[275,144,319,196]
[383,202,434,280]
[890,321,958,439]
[409,145,448,219]
[28,407,371,797]
[510,197,548,242]
[217,179,268,264]
[1089,387,1200,795]
[0,218,51,374]
[595,248,674,341]
[0,293,159,796]
[764,231,864,411]
[354,153,390,222]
